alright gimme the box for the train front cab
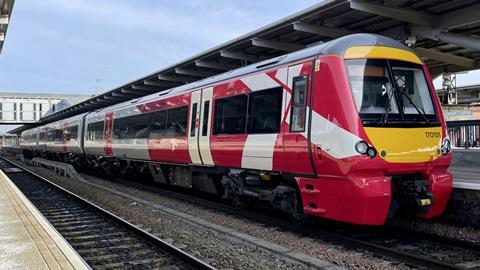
[296,43,452,225]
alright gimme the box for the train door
[188,91,202,164]
[283,62,315,175]
[188,87,214,166]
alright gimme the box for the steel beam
[251,38,304,52]
[349,0,436,27]
[429,65,471,79]
[143,79,179,88]
[175,68,217,78]
[414,47,475,68]
[439,2,480,29]
[220,50,259,62]
[121,88,145,95]
[412,25,480,52]
[95,98,112,104]
[111,91,133,98]
[158,74,195,83]
[103,95,124,101]
[0,15,8,25]
[293,21,353,38]
[132,84,158,91]
[350,0,480,31]
[195,60,238,71]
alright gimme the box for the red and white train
[21,34,453,225]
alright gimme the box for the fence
[447,120,480,148]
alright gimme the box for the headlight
[355,140,377,158]
[355,141,369,154]
[367,148,377,158]
[442,138,451,155]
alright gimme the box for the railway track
[107,182,480,269]
[73,170,480,269]
[6,156,480,270]
[0,157,215,270]
[64,166,480,269]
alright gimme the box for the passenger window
[291,76,308,132]
[150,110,167,139]
[113,118,125,140]
[166,106,188,137]
[190,103,197,137]
[66,126,78,141]
[213,95,247,135]
[202,101,210,136]
[87,121,104,140]
[123,116,136,139]
[134,114,150,139]
[247,88,282,134]
[95,121,104,140]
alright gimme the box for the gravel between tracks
[12,158,414,270]
[388,218,480,244]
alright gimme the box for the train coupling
[391,176,434,216]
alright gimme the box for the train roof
[90,33,411,114]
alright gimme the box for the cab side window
[291,76,308,132]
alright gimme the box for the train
[20,34,453,225]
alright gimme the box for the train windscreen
[345,59,438,126]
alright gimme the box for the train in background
[21,34,453,225]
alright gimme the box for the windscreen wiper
[399,88,431,125]
[380,84,394,125]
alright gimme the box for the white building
[0,92,89,124]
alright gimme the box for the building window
[291,76,308,132]
[213,95,247,135]
[247,88,282,134]
[40,103,50,117]
[0,102,17,121]
[20,103,36,121]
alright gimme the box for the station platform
[449,149,480,190]
[451,165,480,190]
[0,168,89,269]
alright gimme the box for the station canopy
[0,0,14,54]
[12,0,480,133]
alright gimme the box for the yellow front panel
[344,46,422,65]
[364,127,442,163]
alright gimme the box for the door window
[291,76,308,132]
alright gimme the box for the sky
[0,0,324,96]
[0,0,478,96]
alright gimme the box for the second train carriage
[21,34,453,225]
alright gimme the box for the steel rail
[0,156,215,270]
[5,156,479,270]
[65,167,477,270]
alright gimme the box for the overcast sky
[0,0,478,96]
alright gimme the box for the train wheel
[231,195,249,210]
[288,191,310,225]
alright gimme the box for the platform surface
[450,165,480,190]
[0,168,89,270]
